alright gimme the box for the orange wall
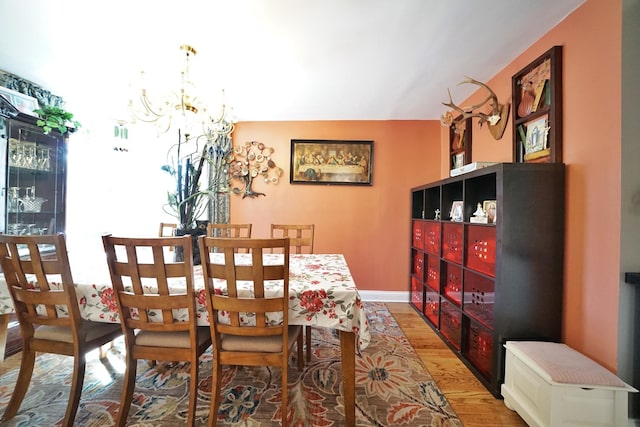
[229,121,441,295]
[227,0,622,372]
[440,0,622,371]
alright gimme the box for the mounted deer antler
[440,76,510,140]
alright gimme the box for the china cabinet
[0,98,68,242]
[410,162,565,397]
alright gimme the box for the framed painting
[290,139,373,185]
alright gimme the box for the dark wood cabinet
[512,46,563,163]
[0,110,68,239]
[410,162,565,397]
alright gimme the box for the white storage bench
[502,341,637,427]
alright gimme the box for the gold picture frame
[290,139,373,185]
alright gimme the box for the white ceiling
[0,0,584,123]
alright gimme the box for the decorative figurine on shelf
[471,202,489,224]
[434,209,441,220]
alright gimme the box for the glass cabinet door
[2,118,66,236]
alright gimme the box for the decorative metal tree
[226,140,283,198]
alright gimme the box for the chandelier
[127,44,234,140]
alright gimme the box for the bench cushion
[507,341,626,388]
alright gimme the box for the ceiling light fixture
[127,44,234,140]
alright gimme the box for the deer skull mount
[440,77,510,140]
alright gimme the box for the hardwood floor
[0,303,526,426]
[386,302,527,427]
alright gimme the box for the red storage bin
[465,225,496,276]
[442,262,462,306]
[464,320,493,380]
[463,270,495,328]
[424,287,440,327]
[410,277,424,311]
[412,220,424,250]
[412,250,424,280]
[423,221,441,255]
[442,222,463,265]
[440,300,461,349]
[426,255,440,291]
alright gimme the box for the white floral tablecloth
[0,253,371,351]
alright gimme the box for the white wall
[64,119,177,256]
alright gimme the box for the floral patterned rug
[0,303,462,426]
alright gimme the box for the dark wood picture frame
[290,139,373,185]
[449,116,472,171]
[512,45,563,163]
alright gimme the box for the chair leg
[187,358,199,427]
[208,361,222,427]
[1,346,35,420]
[305,326,312,362]
[63,354,86,427]
[117,354,137,427]
[282,362,289,427]
[296,332,303,371]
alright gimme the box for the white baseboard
[358,290,409,302]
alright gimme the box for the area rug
[0,303,462,426]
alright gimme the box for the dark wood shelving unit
[410,162,565,397]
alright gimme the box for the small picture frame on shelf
[483,200,497,224]
[453,152,465,169]
[450,201,464,222]
[0,86,39,116]
[522,115,550,161]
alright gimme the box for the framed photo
[449,116,472,172]
[449,201,464,222]
[453,152,465,169]
[290,139,373,185]
[522,115,550,162]
[0,86,39,116]
[483,200,497,224]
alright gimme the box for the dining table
[0,251,370,426]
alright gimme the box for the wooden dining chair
[102,234,212,427]
[199,237,303,427]
[158,222,178,250]
[270,224,314,254]
[270,224,315,361]
[0,233,122,427]
[207,223,252,254]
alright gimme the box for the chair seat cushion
[135,326,210,348]
[221,325,302,352]
[34,320,121,344]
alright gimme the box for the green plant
[161,131,232,229]
[33,105,81,134]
